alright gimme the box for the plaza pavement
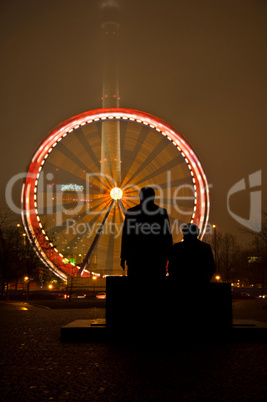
[0,300,266,401]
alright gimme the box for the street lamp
[92,275,97,293]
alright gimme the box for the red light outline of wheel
[21,108,210,280]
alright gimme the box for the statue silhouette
[120,187,172,279]
[168,223,215,284]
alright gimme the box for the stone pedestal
[106,277,233,333]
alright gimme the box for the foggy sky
[1,0,266,244]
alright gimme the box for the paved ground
[0,300,266,401]
[232,299,267,323]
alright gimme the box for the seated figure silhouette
[168,223,215,284]
[120,187,173,279]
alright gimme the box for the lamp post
[16,224,21,294]
[69,264,75,302]
[92,275,97,294]
[24,276,29,301]
[212,224,217,270]
[22,233,26,246]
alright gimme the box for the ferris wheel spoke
[155,197,194,208]
[120,187,139,209]
[118,120,127,152]
[60,129,101,174]
[100,155,117,188]
[99,171,114,190]
[121,197,138,210]
[148,177,195,203]
[41,197,113,246]
[41,161,84,183]
[117,199,127,216]
[54,143,95,176]
[119,124,152,187]
[79,200,115,275]
[117,201,126,220]
[100,204,117,273]
[43,159,111,193]
[133,157,185,187]
[121,136,169,189]
[155,176,193,190]
[121,123,150,168]
[78,128,101,171]
[85,177,113,194]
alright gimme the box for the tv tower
[100,0,121,187]
[97,0,121,275]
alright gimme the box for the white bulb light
[110,187,123,200]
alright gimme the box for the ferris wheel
[21,108,209,280]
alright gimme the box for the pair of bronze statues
[120,187,215,282]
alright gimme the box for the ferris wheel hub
[110,187,123,200]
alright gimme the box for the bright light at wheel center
[110,187,123,200]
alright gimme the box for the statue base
[61,278,267,342]
[106,277,233,331]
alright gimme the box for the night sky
[1,0,266,245]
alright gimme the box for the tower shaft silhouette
[101,2,121,187]
[97,1,121,276]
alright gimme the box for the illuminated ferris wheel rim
[21,108,210,280]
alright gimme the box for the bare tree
[249,212,267,294]
[206,230,242,282]
[0,209,55,297]
[0,210,23,296]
